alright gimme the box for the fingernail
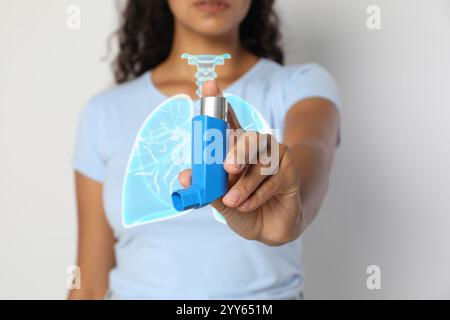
[223,189,241,205]
[224,155,233,165]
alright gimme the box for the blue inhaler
[171,96,228,211]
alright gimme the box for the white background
[1,0,449,299]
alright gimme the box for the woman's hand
[178,81,304,246]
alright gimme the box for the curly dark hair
[113,0,284,84]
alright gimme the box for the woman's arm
[179,81,339,246]
[283,97,340,231]
[68,172,116,300]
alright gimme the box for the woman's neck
[152,22,259,98]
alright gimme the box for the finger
[202,80,222,97]
[224,131,261,175]
[178,169,192,188]
[240,176,282,212]
[237,145,297,212]
[227,105,243,130]
[222,162,271,208]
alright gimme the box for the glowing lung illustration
[225,94,271,133]
[122,94,194,227]
[122,93,271,227]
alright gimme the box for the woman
[70,0,340,300]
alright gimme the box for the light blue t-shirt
[73,59,341,299]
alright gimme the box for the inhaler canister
[171,96,229,211]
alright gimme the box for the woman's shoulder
[254,59,341,111]
[254,59,339,98]
[87,72,150,110]
[258,59,335,84]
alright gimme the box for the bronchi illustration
[121,53,271,228]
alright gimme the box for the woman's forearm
[69,172,116,300]
[283,98,340,234]
[288,139,335,232]
[68,287,108,300]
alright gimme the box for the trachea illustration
[171,96,229,211]
[181,53,231,97]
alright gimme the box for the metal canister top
[200,96,227,120]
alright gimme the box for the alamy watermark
[66,5,81,31]
[66,265,81,290]
[366,5,381,30]
[171,127,281,176]
[366,265,381,290]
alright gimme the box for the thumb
[202,80,222,97]
[227,105,243,130]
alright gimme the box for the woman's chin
[189,21,236,37]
